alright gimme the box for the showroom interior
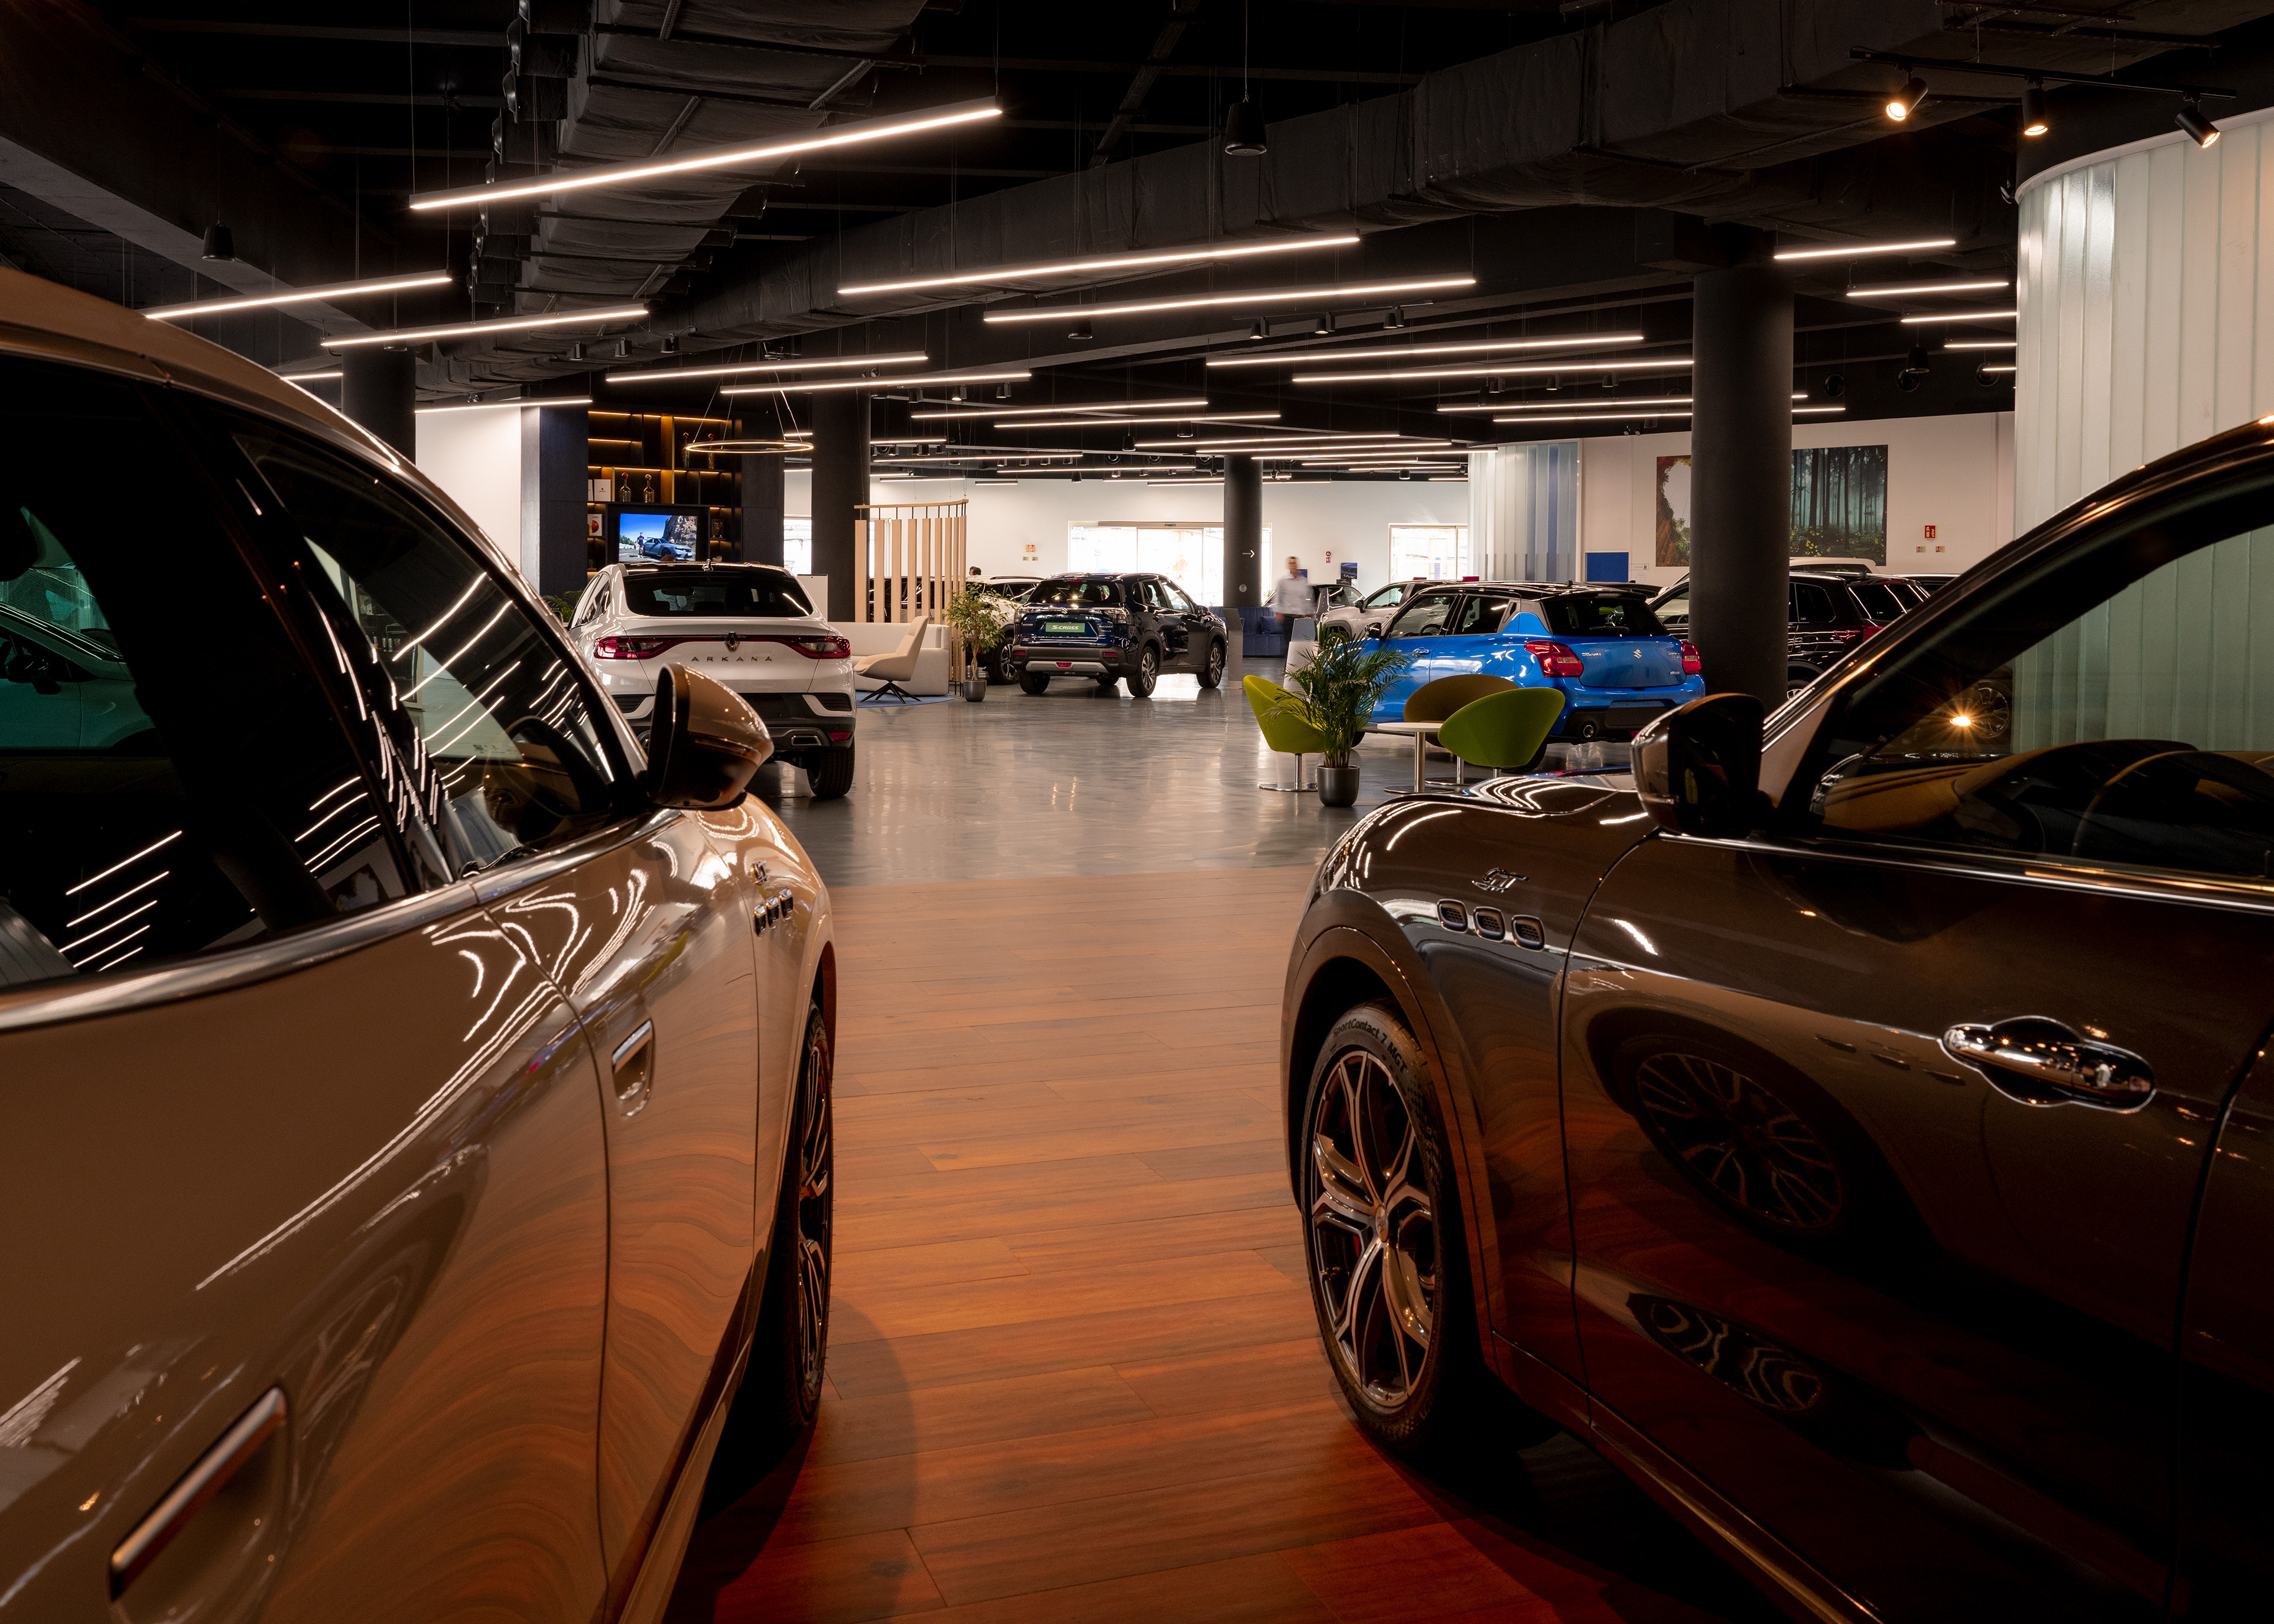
[12,1,2274,1622]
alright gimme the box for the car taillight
[593,635,675,660]
[1678,640,1702,675]
[1524,639,1586,678]
[787,634,852,659]
[827,730,852,743]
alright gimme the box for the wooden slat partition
[854,500,969,672]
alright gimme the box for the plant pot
[961,678,988,702]
[1317,764,1361,807]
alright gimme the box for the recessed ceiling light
[722,370,1030,395]
[838,233,1358,297]
[1207,333,1642,367]
[1773,236,1959,262]
[981,276,1472,325]
[412,100,1002,211]
[607,352,929,383]
[326,307,647,349]
[147,270,452,321]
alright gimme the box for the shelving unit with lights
[585,409,747,571]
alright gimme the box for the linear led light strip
[997,413,1281,429]
[416,395,593,415]
[913,398,1206,421]
[1901,310,2016,324]
[1945,340,2017,350]
[983,276,1471,325]
[1294,357,1693,385]
[412,100,1001,211]
[148,270,453,321]
[723,369,1029,395]
[1485,393,1808,418]
[1846,280,2008,298]
[1485,406,1849,425]
[609,352,929,383]
[1133,434,1452,450]
[1208,333,1644,368]
[326,305,647,349]
[281,369,344,382]
[840,233,1358,297]
[1774,237,1957,262]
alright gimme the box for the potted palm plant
[940,582,1007,702]
[1283,626,1414,806]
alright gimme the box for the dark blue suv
[1009,573,1227,697]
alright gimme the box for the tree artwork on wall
[1654,447,1889,568]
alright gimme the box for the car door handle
[611,1019,655,1115]
[1941,1017,2155,1111]
[112,1387,287,1599]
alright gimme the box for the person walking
[1269,556,1319,645]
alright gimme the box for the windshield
[622,570,812,618]
[978,581,1034,601]
[1545,595,1666,637]
[1030,578,1125,607]
[1848,580,1909,623]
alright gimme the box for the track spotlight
[1485,376,1504,395]
[1885,75,1928,123]
[1544,373,1561,392]
[1383,306,1406,330]
[1177,423,1196,438]
[1313,313,1336,337]
[1898,345,1930,391]
[1223,99,1267,157]
[1248,320,1270,341]
[661,335,679,354]
[1122,430,1136,450]
[1397,470,1411,481]
[1069,318,1094,341]
[2021,80,2049,138]
[1600,373,1618,391]
[2179,96,2221,148]
[200,221,235,262]
[569,341,590,362]
[997,383,1012,399]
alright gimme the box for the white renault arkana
[570,561,860,798]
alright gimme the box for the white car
[569,561,860,798]
[1317,577,1437,642]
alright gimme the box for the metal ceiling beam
[1090,0,1203,168]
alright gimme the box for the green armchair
[1243,674,1330,792]
[1435,686,1566,778]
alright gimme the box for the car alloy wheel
[1306,1046,1437,1408]
[792,1005,834,1400]
[1632,1049,1843,1232]
[1203,641,1225,687]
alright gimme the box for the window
[1655,585,1691,630]
[1806,500,2274,884]
[0,362,415,988]
[1066,523,1257,606]
[1166,583,1203,616]
[623,569,811,619]
[1389,524,1470,581]
[1449,593,1512,636]
[1363,584,1407,610]
[1546,594,1667,637]
[233,427,627,877]
[1847,579,1909,623]
[1792,581,1838,624]
[1386,591,1459,639]
[782,518,814,577]
[1030,578,1125,607]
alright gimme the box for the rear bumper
[612,687,854,748]
[1549,684,1699,740]
[1011,642,1133,675]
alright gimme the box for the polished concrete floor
[663,685,1775,1623]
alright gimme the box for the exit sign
[1923,524,1937,539]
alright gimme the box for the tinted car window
[0,362,413,987]
[1449,593,1511,635]
[1364,584,1406,610]
[623,569,811,618]
[233,427,627,876]
[1848,580,1908,621]
[1546,595,1666,636]
[1809,507,2274,883]
[1653,585,1690,627]
[1385,591,1458,638]
[1166,583,1204,615]
[1792,581,1838,623]
[1031,578,1125,607]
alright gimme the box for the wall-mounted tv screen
[613,506,704,562]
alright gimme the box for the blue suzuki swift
[1362,582,1705,744]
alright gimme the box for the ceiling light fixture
[326,305,647,349]
[996,413,1280,429]
[1980,364,2018,375]
[1844,279,2009,299]
[2022,80,2049,138]
[411,99,1002,211]
[838,233,1357,298]
[723,369,1030,395]
[1248,320,1270,341]
[1481,392,1805,418]
[147,270,453,321]
[1885,74,1929,123]
[1944,339,2018,350]
[415,395,593,415]
[2179,95,2222,147]
[912,398,1207,421]
[278,369,344,382]
[1292,357,1693,385]
[200,222,235,262]
[1773,236,1959,262]
[981,275,1471,325]
[1134,433,1450,450]
[1208,333,1643,369]
[608,352,929,383]
[1899,310,2017,324]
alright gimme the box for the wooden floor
[665,868,1755,1624]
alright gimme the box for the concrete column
[342,349,415,458]
[740,448,785,567]
[1221,454,1261,679]
[1688,256,1792,708]
[809,392,868,621]
[518,405,590,597]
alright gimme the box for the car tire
[1094,675,1120,694]
[1301,1001,1556,1459]
[806,744,855,800]
[1019,672,1050,695]
[739,994,834,1440]
[991,649,1019,684]
[1125,645,1159,698]
[1198,639,1225,689]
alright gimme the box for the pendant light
[1248,319,1270,340]
[200,221,235,261]
[1224,1,1266,156]
[2021,80,2049,138]
[1382,306,1406,330]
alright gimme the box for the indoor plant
[1283,626,1414,806]
[940,582,1009,701]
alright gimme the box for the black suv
[1009,573,1227,697]
[1651,568,1921,694]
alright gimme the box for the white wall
[413,408,524,567]
[783,469,1469,597]
[1576,411,2016,593]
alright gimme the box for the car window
[1030,578,1125,607]
[1806,501,2274,885]
[1847,580,1908,622]
[0,361,416,988]
[1138,580,1171,612]
[1364,584,1406,609]
[1653,585,1690,626]
[1385,591,1458,639]
[1792,581,1838,623]
[1546,595,1667,636]
[231,426,628,877]
[622,569,810,618]
[1166,583,1203,615]
[1448,593,1511,635]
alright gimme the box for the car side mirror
[1632,692,1768,837]
[643,665,772,809]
